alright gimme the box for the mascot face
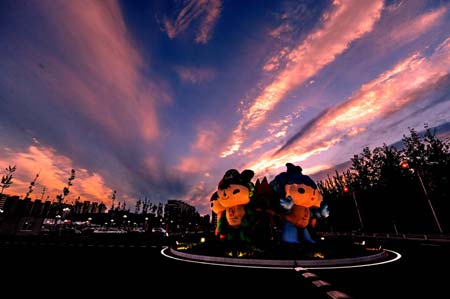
[285,205,310,229]
[217,184,250,208]
[285,183,323,208]
[225,205,246,227]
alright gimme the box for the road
[1,238,448,298]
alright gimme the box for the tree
[56,169,76,204]
[157,202,164,218]
[0,165,16,198]
[135,199,141,214]
[111,190,117,210]
[24,172,40,199]
[318,124,450,233]
[142,197,149,214]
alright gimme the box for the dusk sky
[1,0,450,215]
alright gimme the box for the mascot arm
[280,196,294,211]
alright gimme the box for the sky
[1,0,450,215]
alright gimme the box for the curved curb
[165,247,399,269]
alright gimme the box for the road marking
[300,249,402,270]
[327,290,351,298]
[302,272,318,278]
[295,266,307,272]
[161,247,401,271]
[312,280,331,287]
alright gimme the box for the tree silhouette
[318,124,450,233]
[111,190,117,210]
[142,197,149,214]
[24,172,40,199]
[0,165,16,198]
[56,169,75,204]
[135,199,141,214]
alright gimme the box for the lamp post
[400,161,443,234]
[55,214,61,234]
[144,217,149,232]
[343,186,364,231]
[123,214,128,230]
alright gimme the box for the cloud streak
[38,0,165,142]
[175,66,216,83]
[222,0,384,157]
[163,0,222,44]
[275,37,450,161]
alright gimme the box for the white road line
[312,280,331,287]
[304,249,402,270]
[327,290,351,298]
[161,247,402,271]
[303,272,318,278]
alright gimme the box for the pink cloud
[180,181,214,215]
[195,0,222,44]
[0,145,113,205]
[175,66,217,83]
[163,0,222,44]
[269,23,292,39]
[192,126,219,152]
[31,0,168,142]
[176,156,212,174]
[268,37,450,169]
[222,0,384,157]
[388,5,448,45]
[241,108,302,155]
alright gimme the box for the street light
[123,214,128,229]
[400,161,443,234]
[144,217,149,232]
[343,186,364,231]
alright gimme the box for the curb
[168,247,390,268]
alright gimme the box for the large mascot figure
[215,169,255,255]
[270,163,325,244]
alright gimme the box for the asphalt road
[1,239,448,298]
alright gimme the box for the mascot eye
[298,187,305,194]
[233,189,241,194]
[210,203,213,207]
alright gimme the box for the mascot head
[272,163,322,209]
[217,169,254,208]
[210,191,225,214]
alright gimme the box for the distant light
[320,237,325,241]
[400,161,409,169]
[343,186,350,193]
[200,237,206,243]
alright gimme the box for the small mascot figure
[210,191,225,238]
[215,169,255,256]
[270,163,324,244]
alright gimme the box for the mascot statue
[270,163,327,244]
[213,169,255,256]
